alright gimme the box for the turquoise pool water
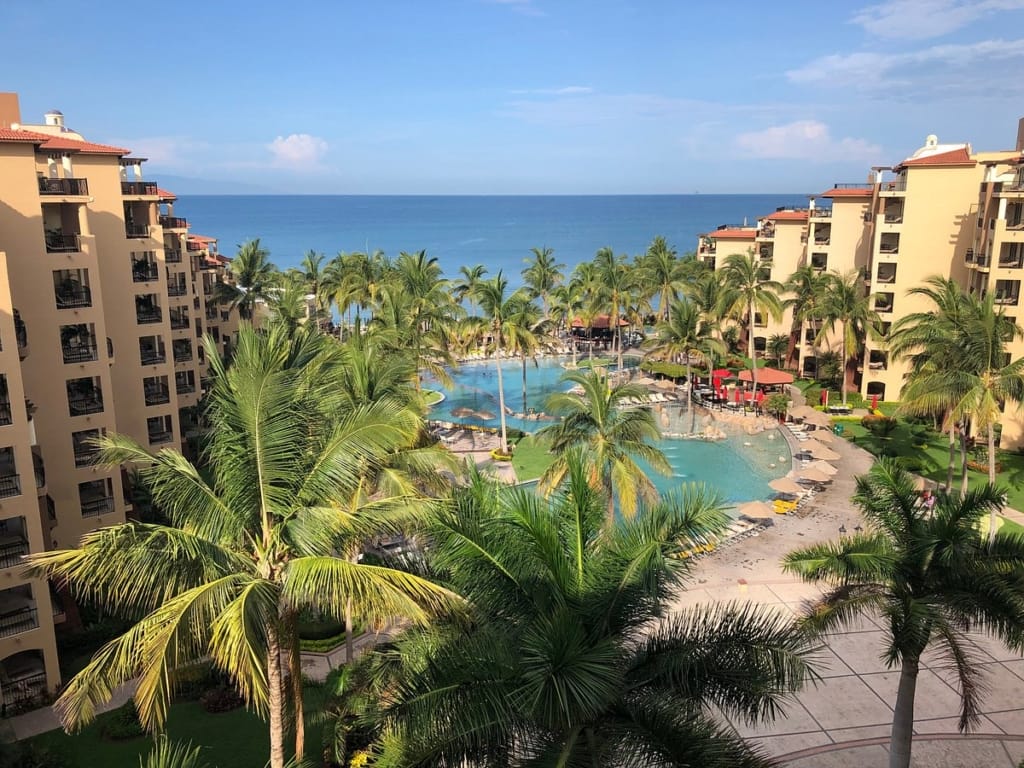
[427,357,788,503]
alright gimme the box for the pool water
[427,357,788,503]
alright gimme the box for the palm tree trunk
[266,623,287,768]
[959,423,970,499]
[748,299,758,394]
[988,425,999,549]
[495,344,509,453]
[522,355,528,413]
[605,476,616,529]
[617,320,624,374]
[889,656,920,768]
[687,359,696,434]
[290,622,305,762]
[840,331,848,406]
[345,596,354,664]
[946,418,956,495]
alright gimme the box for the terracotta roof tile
[0,128,128,155]
[189,234,217,243]
[157,188,176,200]
[705,228,756,240]
[822,187,873,198]
[764,210,809,221]
[899,147,973,167]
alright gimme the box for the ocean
[173,194,809,282]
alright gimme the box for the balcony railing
[33,453,44,489]
[136,307,163,324]
[879,243,900,255]
[140,348,166,365]
[0,474,21,498]
[170,316,190,330]
[159,216,188,230]
[0,536,28,569]
[758,226,775,239]
[186,240,204,251]
[121,181,159,196]
[68,392,104,416]
[0,401,11,426]
[14,317,27,351]
[176,380,196,395]
[62,342,98,364]
[830,183,874,190]
[148,429,174,445]
[125,224,150,238]
[165,249,183,263]
[882,178,908,192]
[884,213,904,224]
[39,176,89,195]
[80,495,114,517]
[809,208,832,218]
[0,607,38,638]
[173,346,192,363]
[994,294,1020,305]
[167,282,188,297]
[999,257,1024,269]
[876,273,897,284]
[144,384,170,406]
[56,285,92,308]
[132,263,159,282]
[3,670,47,706]
[814,237,831,246]
[205,306,218,320]
[74,444,98,467]
[44,494,56,521]
[45,233,80,253]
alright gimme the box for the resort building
[0,92,239,709]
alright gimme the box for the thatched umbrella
[769,477,804,495]
[738,500,775,519]
[800,440,841,461]
[798,467,831,484]
[804,459,838,476]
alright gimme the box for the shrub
[861,414,898,437]
[898,457,923,472]
[199,683,245,713]
[0,743,71,768]
[299,619,346,641]
[99,701,146,741]
[967,459,1003,474]
[174,661,221,701]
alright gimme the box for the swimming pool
[427,357,788,503]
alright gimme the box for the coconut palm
[783,459,1024,768]
[593,247,634,373]
[721,252,784,393]
[503,294,555,414]
[784,265,830,371]
[474,272,526,453]
[642,235,685,321]
[815,269,882,406]
[26,324,454,768]
[140,736,208,768]
[298,250,328,325]
[551,281,584,366]
[522,246,565,320]
[766,333,790,370]
[644,298,725,433]
[453,263,488,315]
[356,456,817,767]
[212,238,279,320]
[538,369,670,523]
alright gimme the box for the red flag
[734,388,742,404]
[871,393,879,411]
[712,377,721,390]
[821,389,829,407]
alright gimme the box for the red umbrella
[734,388,742,404]
[712,368,733,379]
[712,376,721,390]
[821,389,829,407]
[870,393,879,411]
[756,389,766,403]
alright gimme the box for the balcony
[159,215,188,230]
[38,177,89,196]
[140,347,166,365]
[879,240,900,256]
[80,494,113,517]
[166,249,183,263]
[809,208,832,218]
[220,311,230,322]
[125,224,150,239]
[14,314,27,356]
[132,262,159,283]
[62,340,98,364]
[205,306,218,320]
[758,225,776,239]
[999,254,1024,269]
[813,237,831,246]
[170,315,190,331]
[0,400,11,427]
[0,532,28,569]
[32,452,44,490]
[144,384,170,406]
[0,606,37,639]
[176,379,196,395]
[167,282,188,297]
[173,345,192,363]
[45,232,80,253]
[186,240,204,251]
[148,427,174,445]
[55,284,92,309]
[0,473,20,499]
[995,293,1020,306]
[42,494,56,524]
[136,307,163,325]
[881,178,908,193]
[68,391,103,416]
[121,181,158,196]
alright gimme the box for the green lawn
[28,688,327,768]
[421,389,444,406]
[842,420,1024,511]
[512,435,556,482]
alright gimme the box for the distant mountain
[145,173,274,195]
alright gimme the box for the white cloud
[851,0,1024,40]
[267,133,329,168]
[787,37,1024,87]
[735,120,883,161]
[112,136,209,168]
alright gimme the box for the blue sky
[6,0,1024,193]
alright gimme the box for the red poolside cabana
[737,368,794,387]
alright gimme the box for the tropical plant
[784,265,830,370]
[784,459,1024,768]
[503,294,555,414]
[766,333,790,370]
[593,246,634,373]
[644,298,725,433]
[521,246,565,320]
[720,251,783,392]
[815,269,882,406]
[212,238,279,320]
[140,736,209,768]
[474,272,526,452]
[354,458,818,767]
[452,264,488,316]
[26,324,454,768]
[538,369,670,523]
[641,235,685,321]
[298,250,329,325]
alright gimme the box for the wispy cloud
[735,120,883,161]
[267,133,329,168]
[851,0,1024,40]
[509,86,594,96]
[111,135,210,168]
[787,37,1024,88]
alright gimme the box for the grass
[28,686,328,768]
[575,357,613,369]
[512,435,555,482]
[841,419,1024,510]
[421,389,444,406]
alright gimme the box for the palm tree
[140,736,207,768]
[473,272,523,453]
[266,271,312,334]
[783,459,1024,768]
[299,249,328,325]
[503,294,554,414]
[642,235,684,321]
[644,298,724,433]
[355,456,818,766]
[815,269,882,406]
[521,246,565,320]
[27,324,454,768]
[766,333,790,370]
[551,281,584,366]
[784,265,830,371]
[539,369,670,524]
[593,247,633,373]
[721,251,784,393]
[211,238,279,321]
[453,263,487,315]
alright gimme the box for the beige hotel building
[698,123,1024,447]
[0,93,239,711]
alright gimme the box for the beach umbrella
[789,404,817,419]
[656,379,676,390]
[738,500,775,519]
[808,426,835,442]
[769,477,804,495]
[805,459,838,476]
[712,376,721,390]
[798,467,831,484]
[802,440,841,461]
[475,409,496,420]
[712,368,733,379]
[803,410,832,427]
[871,393,879,411]
[451,406,475,418]
[635,376,655,386]
[911,474,938,492]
